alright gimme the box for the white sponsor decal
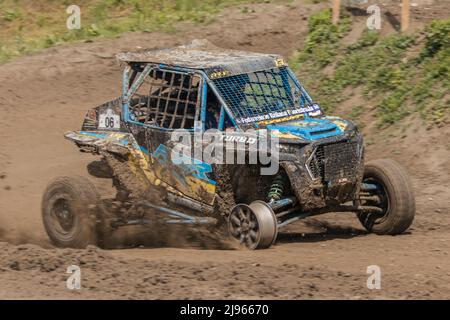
[238,104,321,124]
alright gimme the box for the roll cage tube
[286,67,317,116]
[121,64,239,132]
[203,77,238,130]
[120,65,313,132]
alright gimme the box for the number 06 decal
[98,109,120,129]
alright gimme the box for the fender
[64,131,136,156]
[64,130,162,189]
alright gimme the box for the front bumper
[279,133,364,210]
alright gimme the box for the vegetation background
[1,1,448,126]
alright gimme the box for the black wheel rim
[50,196,76,235]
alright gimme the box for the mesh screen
[212,67,309,122]
[129,69,199,129]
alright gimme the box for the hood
[266,116,350,140]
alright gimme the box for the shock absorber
[267,173,288,202]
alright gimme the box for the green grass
[290,9,450,126]
[0,0,281,64]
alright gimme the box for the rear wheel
[228,201,278,249]
[357,159,415,235]
[42,176,101,248]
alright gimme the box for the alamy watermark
[66,265,81,290]
[66,5,81,30]
[170,128,280,176]
[367,5,381,30]
[344,1,382,30]
[366,265,381,290]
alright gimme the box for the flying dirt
[0,1,449,299]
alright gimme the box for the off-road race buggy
[42,40,415,250]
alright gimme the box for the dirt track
[0,1,449,299]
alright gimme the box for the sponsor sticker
[98,109,120,129]
[238,104,322,124]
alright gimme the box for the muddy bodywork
[65,41,365,223]
[116,39,284,80]
[67,122,363,212]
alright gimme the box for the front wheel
[357,159,415,235]
[228,201,278,249]
[42,176,101,248]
